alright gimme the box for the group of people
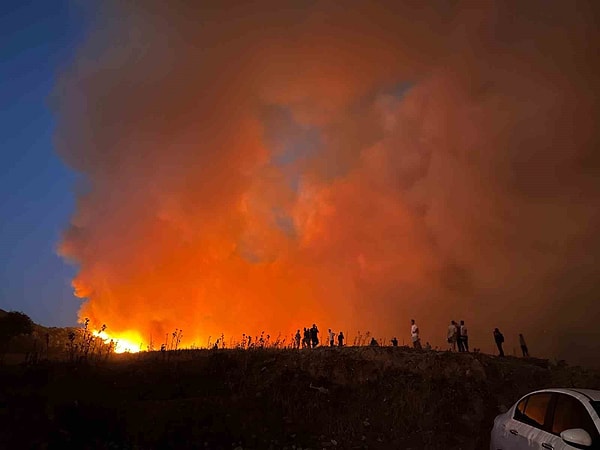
[447,320,469,352]
[294,325,344,349]
[493,328,530,357]
[293,320,530,358]
[410,319,531,358]
[361,319,430,350]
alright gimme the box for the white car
[490,388,600,449]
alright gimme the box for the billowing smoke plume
[54,0,600,363]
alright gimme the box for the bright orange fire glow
[94,330,143,354]
[55,1,600,363]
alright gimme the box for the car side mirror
[560,428,592,447]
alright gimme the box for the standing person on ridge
[459,320,469,352]
[294,329,301,349]
[447,320,458,351]
[519,333,529,357]
[337,331,344,347]
[328,328,335,347]
[410,319,422,349]
[493,328,505,357]
[456,320,464,352]
[310,323,319,348]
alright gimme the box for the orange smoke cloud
[54,1,600,363]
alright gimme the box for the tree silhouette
[0,311,34,343]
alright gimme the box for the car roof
[566,388,600,401]
[527,388,600,402]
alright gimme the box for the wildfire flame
[94,330,143,354]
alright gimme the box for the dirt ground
[1,346,598,449]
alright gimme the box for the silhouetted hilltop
[1,346,598,449]
[0,311,77,359]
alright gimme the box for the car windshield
[592,402,600,417]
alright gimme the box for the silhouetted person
[456,320,464,352]
[459,320,469,352]
[493,328,505,357]
[447,321,458,351]
[294,329,301,349]
[410,319,422,349]
[328,328,335,347]
[391,337,398,347]
[303,328,310,348]
[369,337,379,347]
[337,331,344,347]
[519,333,529,357]
[310,324,319,348]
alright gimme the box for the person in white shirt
[328,329,335,347]
[447,321,458,351]
[410,319,422,349]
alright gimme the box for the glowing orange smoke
[55,1,600,363]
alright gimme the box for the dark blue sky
[0,1,90,326]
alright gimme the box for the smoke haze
[54,0,600,363]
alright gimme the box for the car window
[514,398,528,420]
[592,401,600,417]
[515,393,552,429]
[551,394,600,442]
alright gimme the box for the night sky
[0,0,88,326]
[2,1,599,365]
